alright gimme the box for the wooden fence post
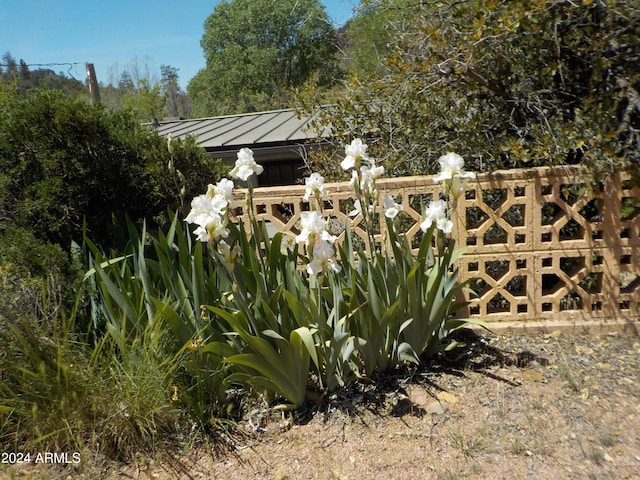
[85,62,101,105]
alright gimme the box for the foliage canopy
[303,0,640,179]
[189,0,339,116]
[101,60,192,121]
[339,0,413,78]
[1,52,86,99]
[0,88,224,254]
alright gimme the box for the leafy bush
[0,86,225,322]
[82,216,229,426]
[0,221,191,459]
[302,0,640,178]
[0,86,225,251]
[0,224,82,325]
[199,143,485,405]
[189,0,339,116]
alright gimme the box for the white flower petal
[385,206,401,219]
[306,239,340,276]
[307,259,324,276]
[369,164,385,180]
[320,230,337,244]
[341,155,356,171]
[345,138,367,159]
[437,218,454,234]
[303,172,328,200]
[425,200,447,219]
[348,199,363,217]
[193,226,209,242]
[327,258,341,273]
[383,195,403,219]
[433,171,453,182]
[230,148,263,181]
[420,218,433,232]
[214,178,235,202]
[422,199,452,233]
[436,152,474,187]
[438,152,465,173]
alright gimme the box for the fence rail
[235,166,640,332]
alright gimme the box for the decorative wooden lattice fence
[235,167,640,332]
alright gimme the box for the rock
[426,400,448,415]
[408,387,430,408]
[436,391,459,404]
[546,330,562,339]
[522,369,544,382]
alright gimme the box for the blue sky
[0,0,358,89]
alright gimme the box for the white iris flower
[230,147,264,181]
[420,200,453,234]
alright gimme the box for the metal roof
[153,108,330,152]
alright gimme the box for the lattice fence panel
[236,167,640,329]
[235,176,443,258]
[617,177,640,318]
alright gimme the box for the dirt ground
[3,327,640,480]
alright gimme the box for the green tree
[189,0,339,116]
[121,77,166,122]
[160,64,191,118]
[304,0,640,179]
[18,59,29,82]
[100,60,192,120]
[1,52,86,99]
[0,87,225,253]
[341,0,412,78]
[1,52,17,79]
[118,70,135,92]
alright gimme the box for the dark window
[258,160,305,187]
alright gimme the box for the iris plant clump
[179,138,481,407]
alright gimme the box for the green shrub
[0,225,80,324]
[303,0,640,177]
[0,86,225,252]
[0,86,225,323]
